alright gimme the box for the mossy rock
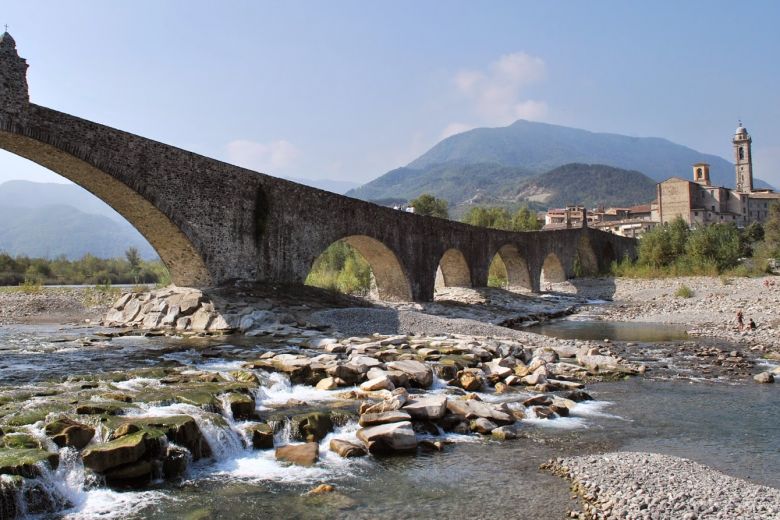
[100,392,133,403]
[223,392,255,420]
[105,415,209,459]
[438,355,476,369]
[0,448,59,478]
[44,417,95,450]
[229,369,261,386]
[82,430,164,473]
[74,401,131,416]
[104,460,154,488]
[1,433,43,450]
[0,473,23,519]
[291,412,333,443]
[1,401,73,427]
[245,423,273,450]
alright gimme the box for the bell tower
[733,122,753,193]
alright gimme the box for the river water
[0,322,778,519]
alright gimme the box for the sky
[2,0,780,188]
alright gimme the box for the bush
[306,241,372,295]
[675,284,694,298]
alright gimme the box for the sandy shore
[0,287,115,325]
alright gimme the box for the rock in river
[402,395,448,421]
[385,360,433,388]
[329,439,367,458]
[356,421,417,454]
[275,442,319,466]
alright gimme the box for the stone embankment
[543,452,780,519]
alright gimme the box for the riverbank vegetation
[612,206,780,278]
[0,247,170,286]
[305,240,372,295]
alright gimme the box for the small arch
[306,235,412,301]
[435,248,471,288]
[540,252,566,286]
[488,244,532,291]
[574,235,598,277]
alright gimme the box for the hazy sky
[2,1,780,187]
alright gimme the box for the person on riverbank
[749,318,756,330]
[736,310,745,331]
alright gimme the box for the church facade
[652,123,780,227]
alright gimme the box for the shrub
[674,284,694,298]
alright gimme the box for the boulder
[458,369,484,391]
[753,371,775,384]
[483,361,512,381]
[360,376,394,392]
[385,360,433,388]
[494,382,508,394]
[82,431,158,473]
[327,364,363,385]
[358,410,411,427]
[292,412,333,442]
[522,395,552,407]
[275,443,319,466]
[0,449,59,478]
[347,355,383,373]
[246,423,274,449]
[470,417,498,434]
[491,425,519,440]
[162,445,189,479]
[446,399,514,425]
[104,460,154,487]
[222,392,255,420]
[316,377,339,390]
[329,439,367,458]
[402,395,448,421]
[44,417,95,450]
[521,373,547,386]
[564,390,593,402]
[356,421,417,454]
[361,388,409,414]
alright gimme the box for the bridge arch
[435,248,471,288]
[0,129,211,286]
[490,244,532,291]
[540,252,566,286]
[308,235,412,301]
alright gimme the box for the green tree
[685,224,741,271]
[409,194,449,218]
[125,247,142,284]
[764,202,780,253]
[511,206,542,231]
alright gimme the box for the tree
[511,206,542,231]
[125,247,142,284]
[765,202,780,253]
[409,194,449,219]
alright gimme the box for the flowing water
[0,323,778,519]
[527,319,689,342]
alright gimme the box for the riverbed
[0,316,777,519]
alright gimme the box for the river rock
[329,439,367,458]
[359,410,411,427]
[470,417,498,434]
[356,421,417,454]
[491,425,519,440]
[458,369,484,391]
[523,395,552,407]
[402,395,448,420]
[316,377,339,390]
[360,375,394,392]
[0,449,59,478]
[753,371,775,383]
[292,412,333,442]
[275,443,319,466]
[223,392,255,420]
[521,373,547,386]
[446,399,514,425]
[82,431,158,473]
[246,423,274,449]
[385,360,433,388]
[327,364,362,385]
[564,389,593,402]
[44,417,95,450]
[361,388,409,414]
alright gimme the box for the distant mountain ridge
[0,180,156,259]
[348,119,772,206]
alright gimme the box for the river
[0,320,777,519]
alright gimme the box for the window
[711,205,715,211]
[739,147,745,160]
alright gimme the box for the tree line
[0,247,170,286]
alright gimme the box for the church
[652,123,780,227]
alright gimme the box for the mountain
[512,163,657,208]
[0,180,126,222]
[0,204,157,259]
[0,180,156,259]
[348,119,772,205]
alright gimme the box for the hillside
[0,180,125,221]
[513,163,657,208]
[348,119,772,205]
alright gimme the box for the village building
[652,123,780,227]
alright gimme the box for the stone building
[652,123,780,227]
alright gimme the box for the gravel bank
[544,452,780,519]
[0,288,115,325]
[311,307,539,340]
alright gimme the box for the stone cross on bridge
[0,33,636,301]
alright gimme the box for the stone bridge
[0,32,636,301]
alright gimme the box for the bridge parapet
[0,31,29,115]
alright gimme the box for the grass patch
[674,284,694,298]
